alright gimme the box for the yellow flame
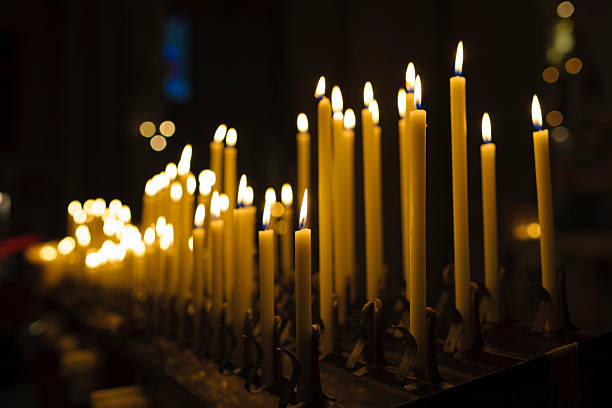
[299,189,308,228]
[177,159,189,176]
[58,237,75,255]
[220,194,230,212]
[73,210,87,224]
[397,89,406,118]
[91,198,106,216]
[159,172,170,188]
[83,199,94,215]
[262,200,271,229]
[144,227,155,245]
[214,124,227,142]
[265,187,276,204]
[315,76,325,98]
[165,163,178,180]
[178,144,192,172]
[40,245,58,262]
[188,236,193,251]
[156,217,167,237]
[238,174,247,205]
[331,86,343,113]
[85,252,101,268]
[369,100,380,125]
[194,203,205,227]
[160,225,173,250]
[198,170,216,195]
[482,113,492,143]
[226,128,237,147]
[109,199,122,216]
[455,41,463,75]
[363,82,373,107]
[281,183,293,206]
[245,186,254,206]
[133,241,145,256]
[145,180,156,196]
[76,225,91,247]
[414,75,422,109]
[297,113,309,132]
[531,94,542,129]
[211,192,221,218]
[186,174,196,194]
[405,62,416,91]
[170,182,183,201]
[118,206,131,223]
[67,200,82,216]
[344,109,356,129]
[103,218,117,237]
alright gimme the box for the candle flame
[297,113,309,132]
[455,41,463,76]
[91,198,106,217]
[144,227,155,245]
[397,88,407,118]
[194,203,205,227]
[165,162,178,180]
[67,200,82,216]
[482,113,492,143]
[315,76,325,99]
[188,236,193,251]
[331,86,343,113]
[158,173,170,189]
[109,199,121,217]
[226,128,237,147]
[40,245,58,262]
[405,62,416,91]
[265,187,276,204]
[238,174,247,206]
[58,237,76,255]
[170,182,183,201]
[369,100,380,125]
[73,209,87,224]
[245,186,254,206]
[211,192,221,219]
[281,183,293,206]
[186,174,196,194]
[214,124,227,142]
[299,189,308,229]
[219,194,230,212]
[134,241,146,257]
[178,144,192,175]
[531,94,543,130]
[414,75,422,109]
[160,225,173,250]
[198,170,216,195]
[145,179,156,196]
[344,108,356,129]
[76,225,91,247]
[363,82,373,107]
[85,252,100,268]
[262,200,271,229]
[156,217,167,237]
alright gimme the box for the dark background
[0,0,611,329]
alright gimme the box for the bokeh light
[150,135,167,151]
[159,121,176,137]
[557,1,575,19]
[546,110,563,127]
[542,67,559,84]
[565,57,583,74]
[139,121,155,138]
[551,126,570,143]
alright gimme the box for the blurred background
[0,0,611,404]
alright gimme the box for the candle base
[176,296,195,350]
[217,303,237,372]
[193,299,212,359]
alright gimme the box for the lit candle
[181,173,196,299]
[193,204,206,308]
[315,77,333,355]
[169,183,182,298]
[531,95,559,331]
[210,124,226,193]
[258,200,275,387]
[295,190,312,402]
[450,41,473,350]
[232,176,249,341]
[143,226,157,298]
[297,113,310,222]
[219,193,232,308]
[224,129,237,307]
[244,186,256,306]
[409,76,427,370]
[343,109,356,304]
[480,113,500,323]
[209,192,224,357]
[281,184,294,279]
[199,170,216,298]
[142,181,156,231]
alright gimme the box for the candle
[210,124,226,193]
[232,176,249,342]
[244,186,256,306]
[224,129,237,308]
[193,204,206,308]
[280,184,293,279]
[258,200,275,387]
[160,224,174,300]
[343,109,356,304]
[450,41,473,350]
[169,183,182,298]
[295,190,312,402]
[480,113,500,323]
[209,192,224,358]
[143,226,157,298]
[531,95,558,331]
[331,86,347,323]
[181,174,196,299]
[409,76,427,370]
[198,170,216,298]
[315,77,333,355]
[219,193,232,308]
[297,113,310,223]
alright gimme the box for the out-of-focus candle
[258,200,275,387]
[343,109,356,304]
[532,95,558,332]
[295,191,312,402]
[210,125,226,193]
[281,184,294,279]
[450,41,473,350]
[193,204,206,308]
[169,184,182,298]
[232,177,249,341]
[480,113,500,323]
[315,77,333,356]
[210,192,224,358]
[219,193,232,308]
[297,113,310,222]
[224,129,237,307]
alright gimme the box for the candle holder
[218,304,237,373]
[193,298,212,359]
[176,296,194,350]
[242,309,264,392]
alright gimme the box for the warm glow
[414,75,422,109]
[92,198,106,216]
[73,209,87,224]
[109,199,122,216]
[40,245,58,262]
[281,183,293,206]
[455,41,463,76]
[158,173,170,188]
[363,82,373,107]
[369,100,380,125]
[565,57,582,74]
[238,174,247,206]
[186,174,196,195]
[156,217,167,237]
[211,192,221,219]
[76,225,91,247]
[145,180,156,196]
[103,218,117,237]
[344,109,356,130]
[542,66,560,84]
[67,201,82,216]
[195,204,205,227]
[198,170,216,195]
[315,76,325,98]
[527,222,541,239]
[297,113,309,132]
[166,163,178,180]
[160,225,174,250]
[214,124,227,142]
[85,252,101,269]
[83,199,94,214]
[226,128,237,147]
[331,86,343,113]
[170,182,183,201]
[144,227,155,245]
[159,120,175,137]
[482,113,492,143]
[265,187,276,204]
[220,194,229,212]
[58,237,76,255]
[397,89,407,118]
[178,145,192,175]
[546,110,564,127]
[150,135,167,151]
[551,126,570,143]
[180,143,192,163]
[245,186,254,206]
[262,200,271,229]
[299,189,308,229]
[133,241,146,257]
[140,121,155,138]
[532,94,543,130]
[557,1,574,18]
[119,206,131,223]
[405,62,416,92]
[188,236,193,251]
